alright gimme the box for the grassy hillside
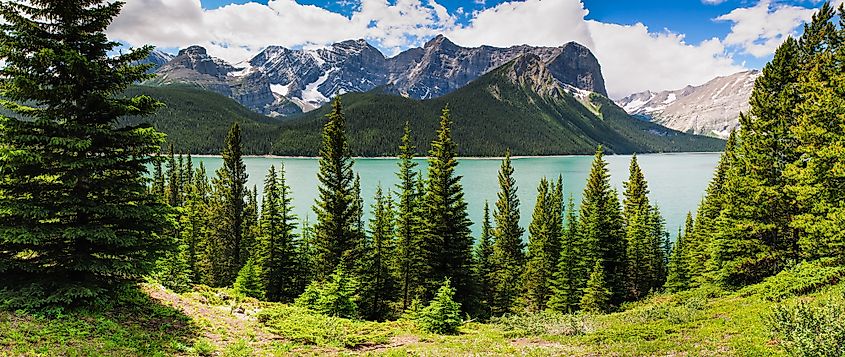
[125,67,725,156]
[4,260,842,356]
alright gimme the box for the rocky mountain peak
[546,42,607,97]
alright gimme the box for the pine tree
[622,155,649,224]
[152,242,193,293]
[579,147,627,305]
[418,279,463,335]
[549,194,582,312]
[360,186,399,321]
[152,154,166,198]
[314,97,359,279]
[166,144,182,207]
[523,176,564,312]
[711,34,803,287]
[394,123,426,310]
[187,162,213,284]
[622,155,660,300]
[474,202,495,319]
[0,0,172,306]
[242,186,260,266]
[184,154,194,191]
[649,206,670,289]
[423,106,475,309]
[490,151,525,315]
[580,261,611,314]
[665,214,693,292]
[315,265,359,318]
[258,165,300,302]
[234,258,263,299]
[208,123,249,286]
[786,4,845,261]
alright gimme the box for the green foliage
[417,279,463,335]
[549,194,583,313]
[256,165,301,302]
[490,311,588,338]
[474,202,496,319]
[522,176,564,313]
[738,258,845,301]
[152,242,194,293]
[769,288,845,357]
[623,155,668,299]
[422,107,475,309]
[359,185,399,321]
[0,0,172,307]
[313,97,361,279]
[394,123,427,311]
[490,151,526,315]
[233,258,262,299]
[256,305,392,348]
[581,261,612,314]
[665,214,693,293]
[295,266,359,319]
[192,338,216,356]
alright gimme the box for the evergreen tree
[423,106,475,309]
[0,0,172,306]
[186,162,213,284]
[711,35,803,287]
[166,144,182,207]
[490,151,525,315]
[786,4,845,261]
[474,202,495,319]
[242,186,260,266]
[184,154,194,191]
[580,261,611,314]
[394,123,426,310]
[649,205,670,289]
[622,155,649,224]
[579,147,627,305]
[418,279,463,335]
[549,194,582,312]
[152,242,193,293]
[152,154,166,198]
[313,97,359,279]
[314,265,359,318]
[360,186,399,321]
[523,176,564,312]
[258,165,300,302]
[622,155,662,299]
[208,122,249,286]
[665,215,693,293]
[233,258,263,299]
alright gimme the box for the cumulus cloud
[107,0,817,97]
[716,0,814,57]
[702,0,727,5]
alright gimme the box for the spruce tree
[242,186,260,266]
[0,0,172,306]
[360,186,399,321]
[208,122,248,286]
[234,258,263,299]
[580,261,611,314]
[394,123,426,310]
[549,194,582,312]
[786,4,845,261]
[152,242,193,293]
[665,215,692,292]
[152,154,166,198]
[711,35,802,287]
[258,165,300,302]
[474,202,495,319]
[490,151,525,315]
[523,177,564,312]
[166,144,182,207]
[313,97,359,279]
[622,155,660,299]
[423,106,475,309]
[579,147,627,305]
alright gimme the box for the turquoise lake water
[191,153,721,239]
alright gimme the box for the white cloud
[107,0,818,98]
[702,0,727,5]
[716,0,814,57]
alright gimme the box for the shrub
[490,311,589,338]
[417,279,462,334]
[233,258,263,299]
[255,305,392,348]
[191,338,215,356]
[768,290,845,357]
[739,258,845,301]
[294,266,358,318]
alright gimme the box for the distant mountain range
[144,35,607,116]
[616,70,759,138]
[125,53,724,156]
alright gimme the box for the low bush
[739,258,845,301]
[417,280,462,335]
[768,289,845,357]
[255,305,392,348]
[490,311,589,338]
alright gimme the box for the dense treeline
[663,3,845,292]
[142,96,673,319]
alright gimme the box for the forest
[2,0,845,356]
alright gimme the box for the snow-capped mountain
[617,70,759,138]
[137,50,174,73]
[146,35,608,116]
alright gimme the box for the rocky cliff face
[137,50,174,73]
[616,70,759,138]
[149,35,608,116]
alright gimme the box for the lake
[191,153,721,239]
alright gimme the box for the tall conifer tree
[423,106,475,308]
[258,165,300,302]
[549,194,582,312]
[394,123,425,309]
[314,97,359,279]
[208,122,248,286]
[523,177,564,312]
[490,151,525,315]
[474,202,495,318]
[360,186,399,321]
[0,0,171,305]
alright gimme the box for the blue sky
[108,0,829,97]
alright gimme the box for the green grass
[4,265,844,356]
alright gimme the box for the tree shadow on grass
[0,285,199,356]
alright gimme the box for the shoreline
[188,152,723,160]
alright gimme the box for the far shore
[187,152,723,160]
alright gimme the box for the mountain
[146,36,608,115]
[269,54,724,156]
[149,46,301,117]
[616,70,759,138]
